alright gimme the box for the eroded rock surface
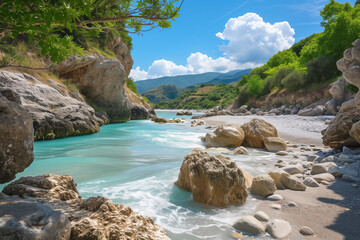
[175,149,248,207]
[0,70,101,140]
[0,91,34,183]
[323,39,360,146]
[241,118,278,148]
[1,174,169,240]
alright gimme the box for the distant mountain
[135,69,251,93]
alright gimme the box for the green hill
[142,84,195,103]
[155,84,238,109]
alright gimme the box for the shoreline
[193,114,359,240]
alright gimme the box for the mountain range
[135,69,251,93]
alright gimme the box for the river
[10,111,277,239]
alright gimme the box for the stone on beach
[175,149,248,207]
[254,211,270,222]
[276,151,288,156]
[303,177,320,187]
[205,125,245,148]
[250,174,276,197]
[232,215,265,235]
[311,162,337,175]
[263,137,287,152]
[312,173,336,183]
[233,146,248,155]
[266,219,292,239]
[241,118,278,149]
[300,226,315,236]
[280,164,304,175]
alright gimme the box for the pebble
[313,148,322,151]
[321,180,330,185]
[266,219,292,239]
[254,211,270,222]
[276,151,288,156]
[269,204,282,210]
[286,202,297,207]
[266,194,283,201]
[300,226,315,235]
[310,144,316,147]
[352,184,358,188]
[300,147,312,151]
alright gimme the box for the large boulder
[241,119,278,148]
[175,149,248,207]
[250,174,276,197]
[0,70,102,140]
[323,39,360,146]
[325,77,352,115]
[205,125,245,148]
[1,174,169,240]
[0,91,34,183]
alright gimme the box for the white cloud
[216,13,295,64]
[130,13,295,81]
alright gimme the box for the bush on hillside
[247,75,264,96]
[306,55,339,84]
[126,78,138,93]
[281,70,306,92]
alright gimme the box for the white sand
[202,115,334,146]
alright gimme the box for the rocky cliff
[0,37,155,140]
[322,39,360,147]
[58,38,155,123]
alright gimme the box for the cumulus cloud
[130,13,295,80]
[216,13,295,64]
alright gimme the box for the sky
[129,0,356,81]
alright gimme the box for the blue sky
[129,0,356,80]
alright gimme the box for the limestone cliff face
[322,39,360,146]
[58,37,155,122]
[0,70,102,140]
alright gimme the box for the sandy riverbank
[201,115,333,146]
[198,114,359,239]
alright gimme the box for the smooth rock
[232,216,265,235]
[276,151,288,156]
[266,219,292,239]
[254,211,270,222]
[342,174,358,182]
[311,162,337,175]
[300,226,315,235]
[269,204,282,210]
[312,173,336,183]
[264,137,287,152]
[303,177,320,187]
[281,164,304,175]
[205,125,245,148]
[250,174,276,197]
[266,194,283,201]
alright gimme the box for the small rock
[303,177,320,187]
[312,173,335,183]
[232,216,265,235]
[287,202,297,207]
[264,137,287,152]
[231,232,244,239]
[352,184,358,188]
[269,204,281,210]
[313,148,322,151]
[234,146,248,155]
[266,194,283,201]
[254,211,270,222]
[276,151,288,156]
[321,180,330,185]
[266,219,292,239]
[300,226,314,235]
[311,162,337,175]
[310,144,316,147]
[281,164,304,175]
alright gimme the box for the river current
[12,111,277,240]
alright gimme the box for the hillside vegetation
[236,0,360,106]
[142,84,194,103]
[155,84,238,109]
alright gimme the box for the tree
[0,0,183,64]
[247,75,264,96]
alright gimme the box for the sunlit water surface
[10,111,277,240]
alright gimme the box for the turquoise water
[8,111,276,240]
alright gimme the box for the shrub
[306,55,339,84]
[126,77,138,93]
[281,70,306,92]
